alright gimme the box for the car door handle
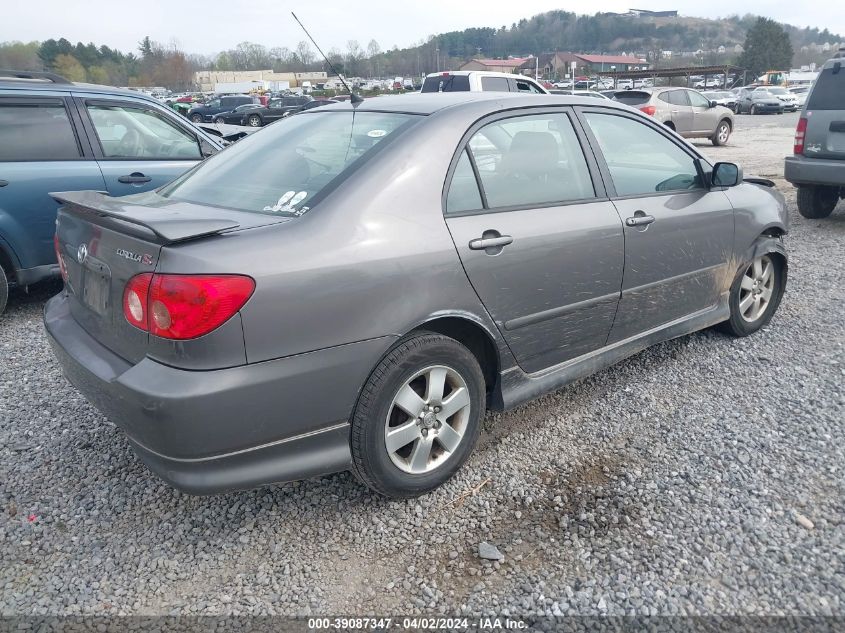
[469,235,513,250]
[117,173,152,184]
[625,214,655,227]
[0,179,8,187]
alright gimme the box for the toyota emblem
[77,244,88,264]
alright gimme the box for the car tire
[350,331,486,499]
[797,185,839,219]
[750,104,758,115]
[247,114,262,127]
[719,253,785,337]
[191,114,203,123]
[711,120,731,146]
[0,264,8,316]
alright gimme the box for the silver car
[45,94,788,498]
[613,87,735,145]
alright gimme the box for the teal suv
[0,70,223,314]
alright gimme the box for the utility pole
[436,46,440,72]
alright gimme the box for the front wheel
[350,332,485,498]
[190,114,203,123]
[719,254,785,337]
[797,185,839,219]
[750,104,758,115]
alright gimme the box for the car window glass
[160,111,419,215]
[807,67,844,110]
[466,112,594,209]
[87,104,202,160]
[0,101,80,161]
[420,75,470,92]
[584,112,703,196]
[207,99,220,108]
[514,80,543,94]
[688,91,710,107]
[668,91,689,106]
[481,77,510,92]
[446,150,483,213]
[657,92,671,104]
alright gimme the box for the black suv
[240,95,314,127]
[187,95,259,123]
[785,50,845,218]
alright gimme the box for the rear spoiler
[50,191,240,244]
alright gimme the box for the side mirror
[712,162,742,188]
[709,100,717,108]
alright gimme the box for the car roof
[423,70,538,81]
[0,76,162,105]
[302,92,632,116]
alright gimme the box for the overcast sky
[3,1,842,56]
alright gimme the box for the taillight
[794,117,808,155]
[54,235,68,283]
[123,274,255,340]
[123,273,153,330]
[639,105,657,116]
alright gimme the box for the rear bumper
[784,155,845,187]
[44,293,393,494]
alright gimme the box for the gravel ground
[1,113,844,618]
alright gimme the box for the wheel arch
[408,315,502,398]
[0,237,21,284]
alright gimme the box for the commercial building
[193,70,328,92]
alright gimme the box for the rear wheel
[712,120,731,146]
[719,254,785,337]
[750,104,758,115]
[0,265,7,316]
[350,331,485,498]
[247,114,262,127]
[190,114,203,123]
[797,185,839,219]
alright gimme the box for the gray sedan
[46,93,788,498]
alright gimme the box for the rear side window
[807,67,845,110]
[0,100,80,161]
[615,91,651,106]
[421,75,470,92]
[461,112,595,210]
[481,77,510,92]
[667,91,689,106]
[446,150,483,213]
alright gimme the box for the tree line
[0,11,838,90]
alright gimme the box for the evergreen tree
[737,18,794,78]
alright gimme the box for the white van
[420,71,548,94]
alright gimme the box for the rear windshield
[421,75,471,92]
[807,67,845,110]
[613,91,651,105]
[160,111,419,215]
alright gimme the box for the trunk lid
[53,190,289,363]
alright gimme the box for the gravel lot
[1,112,844,618]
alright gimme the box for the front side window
[0,100,80,161]
[688,91,710,107]
[87,104,201,159]
[460,112,594,210]
[513,79,543,94]
[584,112,703,196]
[160,111,419,215]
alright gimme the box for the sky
[2,1,842,56]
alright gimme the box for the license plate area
[80,258,111,315]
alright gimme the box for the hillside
[375,11,843,75]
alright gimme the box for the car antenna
[291,12,363,105]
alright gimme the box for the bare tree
[295,41,315,70]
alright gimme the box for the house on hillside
[459,58,530,73]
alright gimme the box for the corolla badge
[116,248,153,265]
[77,244,88,264]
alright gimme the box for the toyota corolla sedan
[45,93,788,499]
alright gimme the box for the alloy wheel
[384,365,472,474]
[248,115,261,127]
[717,122,730,144]
[739,255,775,323]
